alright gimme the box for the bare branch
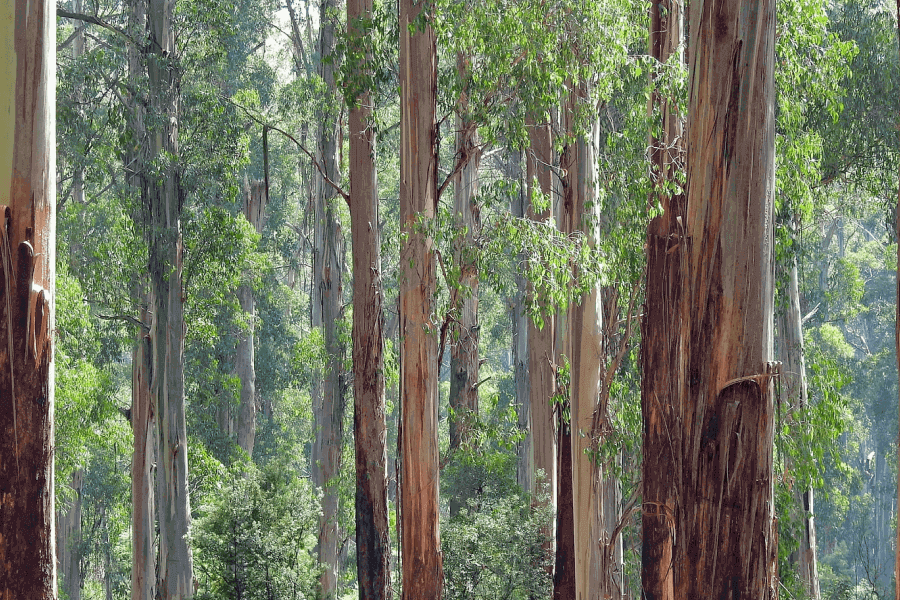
[56,7,137,47]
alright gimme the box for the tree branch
[225,97,350,205]
[56,7,138,47]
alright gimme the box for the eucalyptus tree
[641,0,684,597]
[309,0,346,595]
[398,0,443,595]
[344,0,393,592]
[675,0,777,593]
[0,0,57,597]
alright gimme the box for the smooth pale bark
[511,149,531,495]
[527,117,557,549]
[641,0,684,597]
[147,0,193,597]
[0,0,57,596]
[126,1,155,596]
[448,106,481,463]
[779,253,820,599]
[132,328,156,600]
[57,470,83,600]
[311,0,345,595]
[313,3,345,596]
[676,0,778,593]
[398,0,443,595]
[236,180,264,458]
[348,0,392,592]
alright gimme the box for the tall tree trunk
[147,0,194,596]
[236,180,265,458]
[527,116,557,562]
[553,405,576,600]
[347,0,392,592]
[675,0,778,593]
[511,148,532,495]
[57,470,84,600]
[398,0,443,594]
[779,245,820,599]
[449,63,482,515]
[132,327,156,600]
[0,0,57,596]
[894,1,900,597]
[562,82,612,600]
[126,1,155,597]
[311,0,346,594]
[641,0,684,596]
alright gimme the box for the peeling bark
[675,0,778,593]
[0,0,57,596]
[132,327,156,600]
[641,0,684,596]
[398,0,443,594]
[147,0,194,596]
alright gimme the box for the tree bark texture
[675,0,778,594]
[527,117,557,549]
[57,470,83,600]
[147,0,194,596]
[0,0,57,596]
[641,0,684,596]
[236,179,265,458]
[779,250,820,599]
[311,0,346,593]
[132,328,156,600]
[399,0,443,594]
[348,0,392,591]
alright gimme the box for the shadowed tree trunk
[398,0,443,594]
[347,0,392,591]
[0,0,57,597]
[674,0,778,593]
[147,0,194,596]
[641,0,684,596]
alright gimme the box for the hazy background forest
[51,0,900,596]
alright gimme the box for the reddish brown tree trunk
[641,0,684,597]
[0,0,57,597]
[553,411,575,600]
[398,0,443,594]
[348,0,392,592]
[674,0,778,593]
